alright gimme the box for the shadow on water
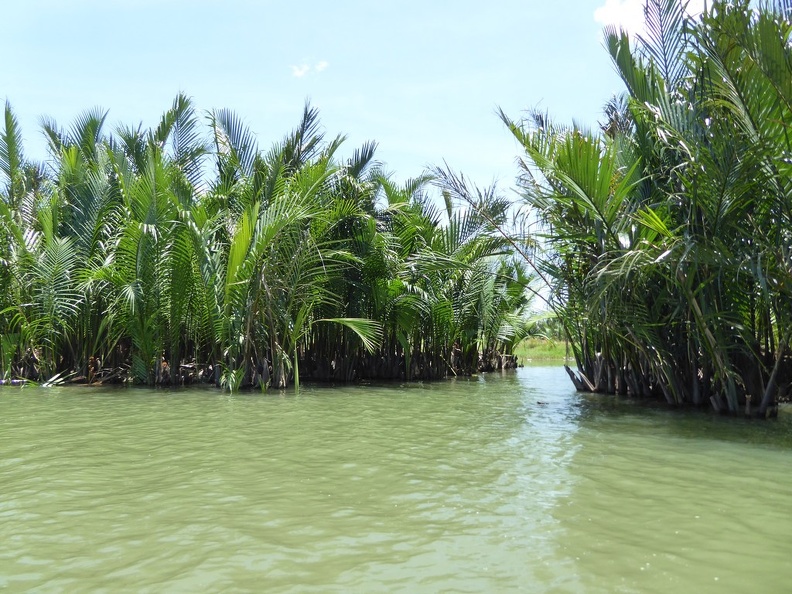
[515,366,792,594]
[568,389,792,451]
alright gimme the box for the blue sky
[0,0,683,189]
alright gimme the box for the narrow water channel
[1,366,790,592]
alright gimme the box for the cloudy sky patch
[594,0,707,37]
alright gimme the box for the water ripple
[1,369,791,592]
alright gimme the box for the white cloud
[594,0,706,37]
[594,0,645,36]
[290,61,329,78]
[291,64,310,78]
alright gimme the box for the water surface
[2,367,791,592]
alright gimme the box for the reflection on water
[1,368,790,592]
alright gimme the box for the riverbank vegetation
[0,101,537,390]
[4,0,790,418]
[480,0,792,416]
[513,339,570,362]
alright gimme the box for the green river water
[1,366,791,593]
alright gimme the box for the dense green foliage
[9,0,786,413]
[0,99,536,389]
[493,0,792,415]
